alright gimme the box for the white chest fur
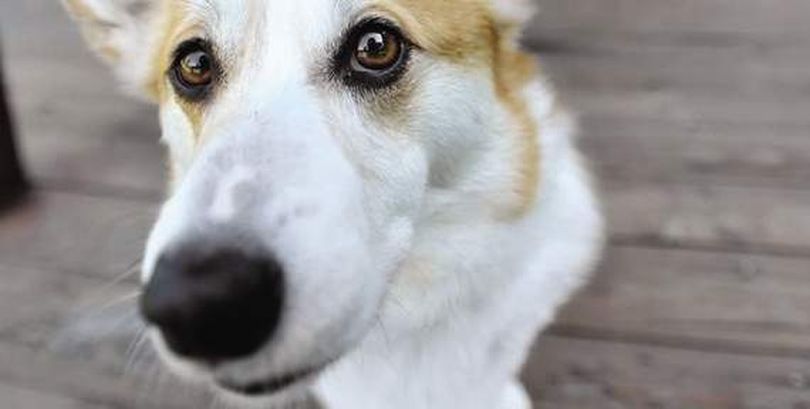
[315,85,605,409]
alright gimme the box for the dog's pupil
[184,51,210,75]
[362,33,386,57]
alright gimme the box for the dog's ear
[62,0,160,98]
[491,0,537,30]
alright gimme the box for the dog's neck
[311,78,602,409]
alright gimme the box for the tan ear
[62,0,159,97]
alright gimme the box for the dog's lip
[216,365,322,396]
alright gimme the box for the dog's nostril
[140,247,284,360]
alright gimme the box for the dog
[63,0,604,407]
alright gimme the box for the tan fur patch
[371,0,497,64]
[493,40,540,219]
[146,0,207,137]
[148,0,184,99]
[375,0,541,218]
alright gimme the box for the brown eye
[178,50,213,86]
[353,30,402,71]
[170,40,218,100]
[335,19,411,89]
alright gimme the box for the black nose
[140,246,284,361]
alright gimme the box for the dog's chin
[213,363,325,399]
[213,370,320,408]
[149,331,332,401]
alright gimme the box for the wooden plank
[565,88,810,127]
[0,278,147,381]
[23,126,165,202]
[524,335,810,408]
[579,118,810,190]
[0,341,205,409]
[6,59,165,199]
[535,45,810,98]
[525,24,810,53]
[0,264,111,332]
[604,182,810,254]
[0,262,140,356]
[529,0,810,38]
[0,263,239,409]
[0,382,105,409]
[1,0,166,198]
[0,256,148,382]
[0,0,84,63]
[0,192,156,278]
[555,245,810,355]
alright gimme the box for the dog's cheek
[158,100,200,189]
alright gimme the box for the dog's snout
[140,246,284,361]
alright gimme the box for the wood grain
[0,341,204,409]
[579,118,810,190]
[530,0,810,37]
[0,192,156,278]
[525,335,810,408]
[604,183,810,255]
[555,245,810,356]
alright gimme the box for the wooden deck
[1,1,809,407]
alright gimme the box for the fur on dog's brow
[136,0,542,217]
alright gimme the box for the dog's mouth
[216,365,323,396]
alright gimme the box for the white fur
[316,81,603,409]
[64,1,604,408]
[491,0,538,27]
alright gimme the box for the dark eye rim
[169,39,219,101]
[333,18,412,90]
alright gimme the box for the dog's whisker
[125,326,147,361]
[68,262,142,325]
[125,327,153,375]
[88,291,141,313]
[124,335,140,369]
[82,259,142,302]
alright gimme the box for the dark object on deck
[0,53,28,208]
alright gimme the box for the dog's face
[65,0,537,402]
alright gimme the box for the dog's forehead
[161,0,497,58]
[169,0,355,46]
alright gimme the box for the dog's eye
[337,19,410,89]
[170,40,217,100]
[353,30,402,71]
[178,51,213,86]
